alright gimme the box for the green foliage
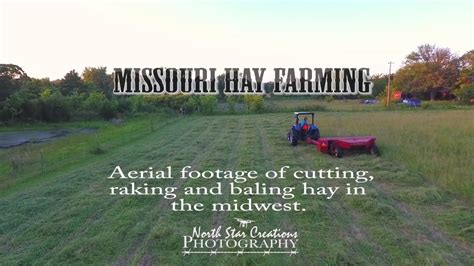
[39,88,71,122]
[1,86,71,122]
[200,95,218,114]
[130,96,156,113]
[325,95,334,102]
[453,83,474,103]
[2,56,473,124]
[371,74,389,97]
[2,89,33,120]
[421,102,431,109]
[393,44,459,100]
[84,91,107,110]
[68,91,88,110]
[83,91,119,119]
[452,50,474,103]
[21,78,51,96]
[0,64,29,101]
[182,96,201,113]
[225,95,240,113]
[60,70,83,95]
[243,95,264,112]
[82,67,113,97]
[129,94,215,114]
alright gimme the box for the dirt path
[0,129,96,148]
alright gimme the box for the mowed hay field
[0,109,473,265]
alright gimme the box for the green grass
[0,115,165,194]
[264,98,473,112]
[0,108,472,264]
[317,110,474,199]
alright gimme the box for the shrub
[182,96,201,113]
[453,83,474,103]
[226,96,239,113]
[1,89,33,121]
[100,99,119,119]
[83,91,119,119]
[39,88,71,122]
[243,95,264,112]
[200,95,218,114]
[421,102,430,109]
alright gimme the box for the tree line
[0,44,472,123]
[377,44,473,102]
[0,65,265,122]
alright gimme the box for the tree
[39,87,71,122]
[82,67,113,97]
[452,50,474,103]
[453,83,474,103]
[21,78,53,96]
[456,50,474,86]
[263,81,275,97]
[216,73,226,101]
[393,44,459,100]
[0,64,29,101]
[83,90,118,119]
[60,70,83,95]
[2,88,34,121]
[370,73,389,97]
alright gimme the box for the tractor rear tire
[288,132,298,146]
[370,145,380,156]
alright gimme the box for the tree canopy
[60,70,83,95]
[0,64,29,101]
[393,44,459,100]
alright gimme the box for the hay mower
[287,112,380,158]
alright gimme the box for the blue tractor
[287,112,320,146]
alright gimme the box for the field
[0,102,473,264]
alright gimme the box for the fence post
[40,148,45,175]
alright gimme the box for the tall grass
[317,110,474,200]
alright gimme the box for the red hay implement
[306,136,379,158]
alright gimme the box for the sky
[1,0,473,80]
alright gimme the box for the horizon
[1,0,473,80]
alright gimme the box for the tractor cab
[287,112,320,146]
[294,112,314,133]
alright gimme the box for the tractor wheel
[334,146,344,158]
[329,142,344,158]
[288,132,298,146]
[369,145,380,156]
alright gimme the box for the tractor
[287,112,320,146]
[287,111,380,158]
